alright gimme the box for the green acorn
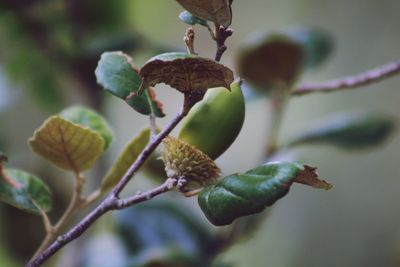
[162,136,221,196]
[178,81,245,160]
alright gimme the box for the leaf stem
[292,59,400,96]
[149,114,159,142]
[27,109,188,267]
[27,177,178,267]
[265,89,288,158]
[30,172,86,260]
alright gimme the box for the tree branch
[292,60,400,96]
[116,178,177,210]
[213,25,233,62]
[27,109,188,267]
[111,109,187,197]
[27,179,177,267]
[30,172,86,260]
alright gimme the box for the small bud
[162,137,220,195]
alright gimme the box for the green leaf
[286,27,334,70]
[139,52,234,94]
[95,51,165,117]
[198,162,332,226]
[237,32,304,92]
[178,81,245,160]
[288,112,397,149]
[60,106,114,150]
[0,169,52,215]
[115,199,216,267]
[28,116,105,172]
[176,0,232,27]
[100,128,150,193]
[179,11,208,26]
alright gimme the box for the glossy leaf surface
[95,51,165,117]
[0,169,52,214]
[198,162,331,226]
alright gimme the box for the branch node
[213,25,233,62]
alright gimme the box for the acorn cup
[143,81,245,182]
[162,137,221,197]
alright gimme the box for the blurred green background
[0,1,399,267]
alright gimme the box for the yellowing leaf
[176,0,232,27]
[28,116,105,173]
[100,128,151,193]
[139,52,234,94]
[60,106,114,150]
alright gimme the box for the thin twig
[40,211,53,233]
[31,198,53,234]
[116,178,177,209]
[30,172,86,260]
[213,24,233,62]
[28,19,225,266]
[292,60,400,96]
[27,110,188,267]
[111,109,187,197]
[27,178,178,267]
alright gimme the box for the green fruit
[178,81,245,160]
